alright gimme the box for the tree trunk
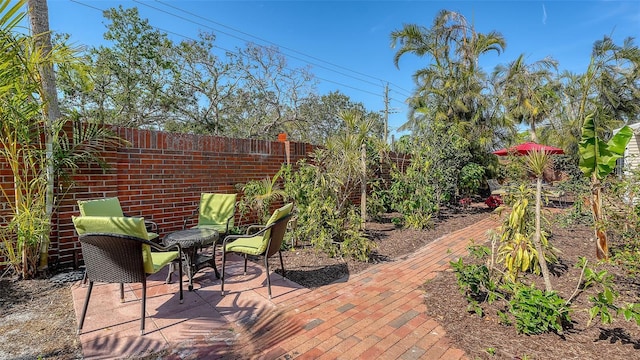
[360,143,366,230]
[534,176,553,292]
[590,175,608,259]
[530,123,538,143]
[28,0,60,272]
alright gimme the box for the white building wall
[625,133,640,171]
[615,122,640,175]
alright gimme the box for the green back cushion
[226,203,293,255]
[198,193,236,230]
[265,202,293,226]
[72,216,155,273]
[78,197,125,217]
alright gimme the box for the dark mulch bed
[278,204,492,288]
[423,213,640,359]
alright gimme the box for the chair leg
[120,283,125,302]
[264,255,272,299]
[243,254,248,274]
[177,254,184,303]
[212,243,220,279]
[140,279,146,335]
[278,250,285,277]
[165,262,173,284]
[221,250,226,296]
[77,281,94,334]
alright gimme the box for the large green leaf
[578,113,633,179]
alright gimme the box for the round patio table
[163,228,219,291]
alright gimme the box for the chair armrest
[219,200,238,234]
[223,222,277,245]
[182,208,199,229]
[224,214,234,234]
[245,224,265,235]
[147,238,182,254]
[144,220,158,233]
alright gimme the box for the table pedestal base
[166,246,220,291]
[163,228,220,291]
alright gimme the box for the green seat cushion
[72,216,158,274]
[224,235,265,255]
[73,216,148,238]
[78,197,125,217]
[545,190,564,198]
[265,203,293,226]
[491,189,507,196]
[76,197,158,240]
[149,251,179,274]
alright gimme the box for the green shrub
[388,121,472,229]
[280,159,375,262]
[508,284,570,335]
[450,257,499,315]
[388,162,437,229]
[459,162,485,198]
[574,257,640,327]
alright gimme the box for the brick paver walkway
[262,216,500,360]
[72,215,500,359]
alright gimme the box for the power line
[152,0,413,97]
[136,0,412,99]
[68,0,411,110]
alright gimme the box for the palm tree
[493,54,559,143]
[544,36,640,160]
[0,0,126,278]
[589,36,640,125]
[539,71,584,157]
[0,0,55,278]
[26,0,61,271]
[390,10,507,151]
[237,173,287,224]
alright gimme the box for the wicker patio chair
[77,197,159,240]
[72,216,183,335]
[182,193,237,265]
[487,179,507,196]
[182,193,237,235]
[221,203,293,299]
[543,186,566,207]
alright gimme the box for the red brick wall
[2,128,314,269]
[1,127,405,270]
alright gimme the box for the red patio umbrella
[492,142,564,156]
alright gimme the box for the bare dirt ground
[1,203,639,359]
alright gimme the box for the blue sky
[43,1,639,139]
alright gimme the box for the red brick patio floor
[71,215,500,359]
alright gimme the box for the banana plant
[578,113,633,259]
